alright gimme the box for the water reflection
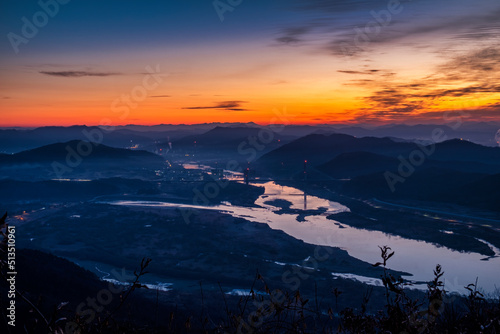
[108,181,500,294]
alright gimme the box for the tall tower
[303,160,307,181]
[303,160,308,210]
[244,167,249,185]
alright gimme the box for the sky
[1,0,500,127]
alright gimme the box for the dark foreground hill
[0,248,206,333]
[3,240,499,333]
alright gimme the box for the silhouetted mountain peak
[2,141,161,164]
[437,138,482,148]
[327,133,357,141]
[205,126,261,135]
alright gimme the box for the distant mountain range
[1,121,498,153]
[333,122,500,147]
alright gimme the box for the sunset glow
[1,0,499,127]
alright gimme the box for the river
[107,176,500,294]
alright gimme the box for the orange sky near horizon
[1,1,499,128]
[2,55,499,127]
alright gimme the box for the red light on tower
[303,160,308,181]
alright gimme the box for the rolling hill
[342,168,500,212]
[318,152,399,178]
[256,133,500,178]
[0,140,162,163]
[319,149,500,179]
[255,133,418,177]
[430,139,500,165]
[164,126,295,162]
[0,141,164,180]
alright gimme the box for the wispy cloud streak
[183,101,249,111]
[40,71,121,78]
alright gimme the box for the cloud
[358,82,500,120]
[291,0,390,14]
[436,46,500,82]
[399,107,500,123]
[270,80,289,85]
[338,70,380,75]
[277,0,500,57]
[40,71,121,78]
[344,45,500,121]
[183,101,250,111]
[341,68,396,86]
[150,95,171,98]
[275,26,311,44]
[486,101,500,109]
